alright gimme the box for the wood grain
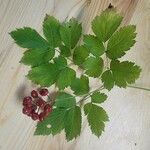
[0,0,150,150]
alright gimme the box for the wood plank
[0,0,150,150]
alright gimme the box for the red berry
[45,111,50,117]
[31,104,37,111]
[39,88,49,96]
[22,107,32,115]
[26,105,37,117]
[36,97,46,108]
[23,96,32,107]
[39,112,46,121]
[27,112,32,117]
[23,96,32,101]
[29,109,36,116]
[31,112,39,120]
[44,104,52,113]
[31,90,38,98]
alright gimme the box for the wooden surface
[0,0,150,149]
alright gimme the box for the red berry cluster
[22,88,52,121]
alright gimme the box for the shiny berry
[44,111,50,117]
[23,96,32,106]
[31,90,38,98]
[39,88,49,96]
[31,104,37,111]
[44,104,52,113]
[22,107,32,115]
[31,112,39,120]
[39,112,46,122]
[27,112,32,117]
[36,98,46,108]
[23,96,32,101]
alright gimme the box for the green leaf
[102,61,141,89]
[56,67,76,90]
[10,27,49,49]
[60,18,82,49]
[27,63,59,87]
[43,15,61,48]
[92,9,123,42]
[83,56,103,77]
[34,108,66,135]
[101,70,114,90]
[83,35,105,57]
[55,92,76,108]
[48,109,66,135]
[64,106,81,141]
[107,25,136,59]
[71,75,89,95]
[84,103,109,137]
[110,60,141,88]
[35,93,80,139]
[73,46,89,65]
[91,92,107,104]
[54,57,76,90]
[59,45,71,57]
[34,115,52,135]
[53,56,67,70]
[20,48,55,67]
[35,106,81,141]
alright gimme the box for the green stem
[77,86,104,105]
[127,85,150,91]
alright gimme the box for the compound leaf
[27,63,59,87]
[101,70,114,90]
[64,106,81,141]
[10,27,49,49]
[83,56,103,77]
[110,60,141,88]
[56,67,76,90]
[71,75,90,95]
[60,18,82,49]
[35,92,81,141]
[73,45,89,65]
[20,48,55,67]
[91,92,107,104]
[84,103,109,137]
[53,55,67,70]
[92,9,123,42]
[59,45,71,57]
[107,25,136,59]
[43,15,61,48]
[55,92,76,109]
[34,108,66,135]
[83,35,105,57]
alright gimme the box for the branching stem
[77,86,104,105]
[77,84,150,107]
[127,85,150,92]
